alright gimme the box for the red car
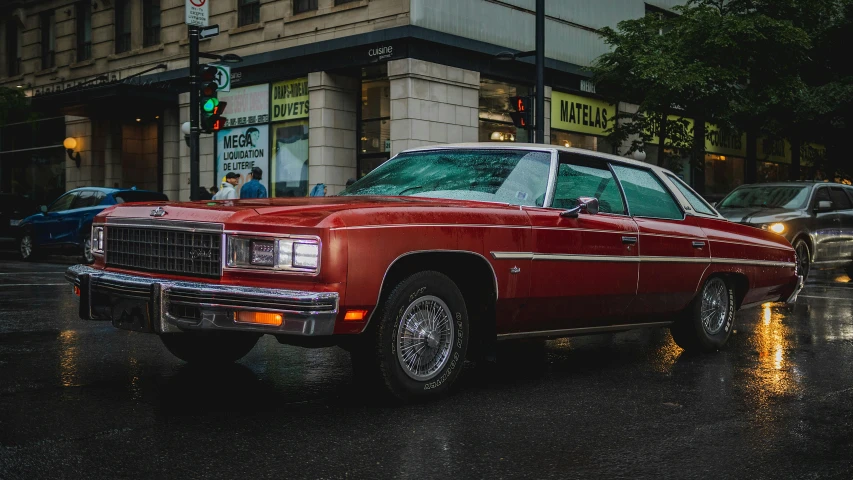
[66,144,803,399]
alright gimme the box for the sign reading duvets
[271,78,309,121]
[216,124,269,193]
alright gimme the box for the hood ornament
[150,206,167,217]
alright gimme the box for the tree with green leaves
[590,0,844,189]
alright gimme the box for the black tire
[351,271,469,400]
[19,231,37,261]
[160,331,261,364]
[81,228,94,264]
[793,238,811,281]
[670,276,736,353]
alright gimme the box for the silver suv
[716,182,853,280]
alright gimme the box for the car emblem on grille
[189,249,213,261]
[150,207,167,217]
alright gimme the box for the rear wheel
[670,276,736,352]
[351,271,469,400]
[794,238,811,280]
[160,331,261,364]
[81,234,94,264]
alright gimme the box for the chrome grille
[105,226,222,278]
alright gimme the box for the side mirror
[560,197,600,218]
[816,200,833,212]
[40,205,47,214]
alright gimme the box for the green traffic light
[202,97,219,113]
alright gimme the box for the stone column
[388,59,480,156]
[307,71,358,196]
[161,107,181,200]
[65,116,101,190]
[103,121,123,188]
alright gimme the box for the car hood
[98,196,522,229]
[717,207,805,225]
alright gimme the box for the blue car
[18,187,168,263]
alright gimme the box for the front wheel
[351,271,469,400]
[794,238,811,281]
[81,235,94,264]
[160,331,261,364]
[670,276,736,352]
[19,232,37,261]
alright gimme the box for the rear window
[114,191,168,204]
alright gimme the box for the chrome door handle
[692,241,706,249]
[622,236,638,245]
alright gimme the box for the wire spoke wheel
[20,235,32,259]
[396,295,454,381]
[701,278,729,336]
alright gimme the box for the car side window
[71,191,95,209]
[552,154,625,215]
[611,165,683,220]
[48,192,78,213]
[814,188,831,208]
[830,187,852,210]
[665,173,716,215]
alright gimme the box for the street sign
[199,24,219,40]
[213,65,231,92]
[185,0,208,27]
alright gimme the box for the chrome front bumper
[786,275,805,304]
[66,264,339,336]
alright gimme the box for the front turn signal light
[769,223,785,234]
[344,310,368,321]
[235,311,283,326]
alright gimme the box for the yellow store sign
[705,123,746,157]
[271,78,309,121]
[645,115,694,146]
[551,92,614,136]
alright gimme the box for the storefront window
[478,79,530,143]
[550,130,603,152]
[358,65,390,178]
[758,161,788,183]
[271,120,309,197]
[704,154,744,196]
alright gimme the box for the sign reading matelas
[216,124,269,192]
[551,91,614,136]
[271,78,309,121]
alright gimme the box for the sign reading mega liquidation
[219,84,270,128]
[271,78,309,121]
[216,125,270,192]
[551,92,614,136]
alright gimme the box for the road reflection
[58,330,79,388]
[743,305,800,409]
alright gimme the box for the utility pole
[535,0,545,144]
[189,25,200,201]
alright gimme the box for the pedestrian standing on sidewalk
[240,166,268,199]
[212,172,239,200]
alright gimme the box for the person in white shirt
[212,172,239,200]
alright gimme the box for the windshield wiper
[398,185,424,195]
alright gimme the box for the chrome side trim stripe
[497,321,675,340]
[490,251,795,268]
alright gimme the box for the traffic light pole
[189,25,200,201]
[535,0,545,144]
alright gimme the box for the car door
[829,187,853,263]
[525,152,639,332]
[34,191,79,245]
[66,190,106,244]
[811,186,840,262]
[610,164,711,317]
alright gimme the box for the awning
[29,82,178,119]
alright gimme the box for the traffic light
[509,95,532,129]
[199,65,227,133]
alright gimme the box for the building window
[335,0,359,5]
[358,65,390,178]
[238,0,260,26]
[115,0,132,53]
[294,0,318,15]
[142,0,161,47]
[76,1,92,61]
[5,20,21,76]
[40,11,56,69]
[478,78,530,143]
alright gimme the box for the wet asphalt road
[0,250,851,479]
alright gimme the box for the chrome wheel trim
[20,235,32,259]
[395,295,455,381]
[795,242,810,278]
[701,278,729,336]
[83,238,94,263]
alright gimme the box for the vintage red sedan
[66,144,803,399]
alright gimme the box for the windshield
[114,191,169,204]
[718,185,810,210]
[340,149,551,207]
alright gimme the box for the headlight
[763,222,785,234]
[227,235,320,273]
[91,226,104,254]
